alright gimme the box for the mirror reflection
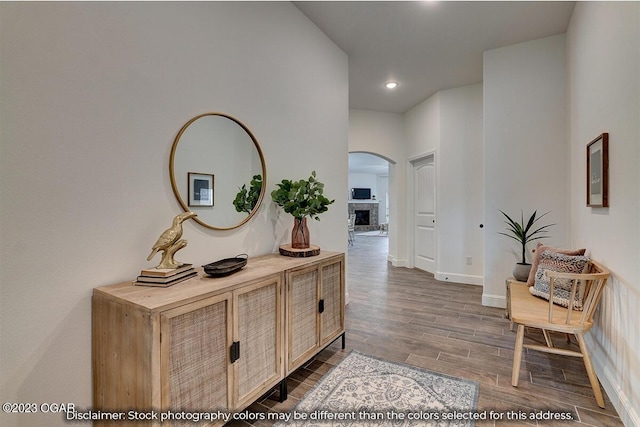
[170,113,266,230]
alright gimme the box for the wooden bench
[507,260,610,408]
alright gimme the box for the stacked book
[134,264,197,287]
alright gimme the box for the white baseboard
[595,351,640,427]
[603,367,640,427]
[482,293,507,309]
[389,256,408,267]
[434,272,483,286]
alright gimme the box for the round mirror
[169,113,266,230]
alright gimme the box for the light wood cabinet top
[94,251,343,312]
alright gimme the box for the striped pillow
[529,251,590,310]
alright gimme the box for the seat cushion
[529,251,590,310]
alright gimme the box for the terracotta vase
[291,217,310,249]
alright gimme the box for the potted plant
[499,210,555,281]
[271,171,335,250]
[233,174,263,214]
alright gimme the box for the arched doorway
[348,152,392,253]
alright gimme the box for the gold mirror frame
[169,112,267,230]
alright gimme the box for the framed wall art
[188,172,214,207]
[586,133,608,208]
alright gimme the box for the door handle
[230,341,240,363]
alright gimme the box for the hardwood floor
[235,234,623,426]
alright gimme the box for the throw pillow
[529,251,590,310]
[526,242,587,286]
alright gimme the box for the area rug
[356,231,388,237]
[276,351,479,426]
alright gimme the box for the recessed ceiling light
[385,82,399,89]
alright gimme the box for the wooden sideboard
[93,251,345,425]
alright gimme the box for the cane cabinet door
[286,265,320,372]
[286,256,345,374]
[233,276,283,409]
[160,293,233,423]
[319,258,344,346]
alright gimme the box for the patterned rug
[277,351,479,426]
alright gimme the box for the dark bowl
[203,254,248,277]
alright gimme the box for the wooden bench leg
[576,333,605,408]
[512,324,525,387]
[542,329,553,348]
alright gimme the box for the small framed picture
[586,133,609,208]
[188,172,214,207]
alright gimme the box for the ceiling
[294,1,576,114]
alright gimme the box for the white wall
[483,34,569,307]
[437,84,484,285]
[405,93,441,158]
[404,84,484,285]
[348,109,405,265]
[404,94,440,271]
[377,175,389,224]
[348,173,380,199]
[567,3,640,425]
[0,3,348,426]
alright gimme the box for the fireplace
[355,210,370,226]
[348,202,379,231]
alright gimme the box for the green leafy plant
[499,210,555,264]
[271,171,335,220]
[233,174,263,214]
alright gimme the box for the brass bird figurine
[147,211,197,269]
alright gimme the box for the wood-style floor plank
[234,234,623,426]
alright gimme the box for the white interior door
[413,156,436,273]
